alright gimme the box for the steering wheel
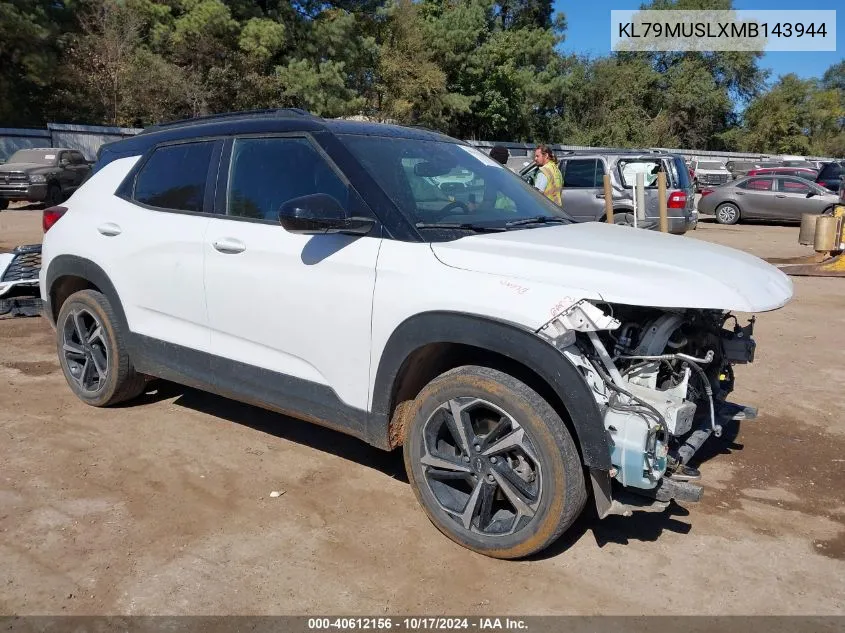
[439,200,471,215]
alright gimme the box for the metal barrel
[814,215,840,252]
[798,213,819,246]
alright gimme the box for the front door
[203,135,381,414]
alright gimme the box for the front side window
[227,137,348,221]
[777,177,810,194]
[134,141,215,212]
[338,135,572,233]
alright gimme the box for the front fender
[369,311,612,470]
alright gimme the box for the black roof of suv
[95,109,460,174]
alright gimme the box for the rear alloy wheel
[404,366,586,559]
[56,289,146,407]
[715,202,740,225]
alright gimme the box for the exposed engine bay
[541,300,757,498]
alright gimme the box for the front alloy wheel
[404,366,586,559]
[420,397,543,536]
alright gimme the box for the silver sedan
[697,175,840,225]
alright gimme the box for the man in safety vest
[532,144,562,206]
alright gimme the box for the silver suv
[520,151,696,234]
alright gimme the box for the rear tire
[0,200,8,211]
[715,202,741,225]
[56,289,146,407]
[404,365,586,559]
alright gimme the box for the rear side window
[134,141,215,212]
[564,159,601,188]
[227,137,348,221]
[740,177,774,191]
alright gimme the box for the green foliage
[0,0,841,157]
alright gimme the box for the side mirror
[278,193,374,236]
[806,191,816,198]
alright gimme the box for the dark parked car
[697,174,839,224]
[0,148,90,210]
[816,161,845,193]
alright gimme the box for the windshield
[338,135,573,231]
[698,161,725,170]
[8,149,58,165]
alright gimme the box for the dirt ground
[0,208,843,615]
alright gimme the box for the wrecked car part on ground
[0,245,43,318]
[539,299,758,515]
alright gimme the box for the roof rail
[138,108,317,134]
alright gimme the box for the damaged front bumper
[539,299,760,518]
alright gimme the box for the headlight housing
[29,174,47,184]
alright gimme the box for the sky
[556,0,843,83]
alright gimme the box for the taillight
[42,206,68,233]
[668,192,687,208]
[701,188,715,197]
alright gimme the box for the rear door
[560,158,604,221]
[735,176,776,219]
[92,139,221,352]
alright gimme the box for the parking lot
[0,207,843,615]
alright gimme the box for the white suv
[39,110,793,559]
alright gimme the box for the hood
[430,222,793,313]
[696,168,729,175]
[0,163,53,173]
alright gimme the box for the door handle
[775,194,786,198]
[735,191,745,195]
[212,238,246,254]
[97,222,122,236]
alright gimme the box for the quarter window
[134,141,215,212]
[227,137,348,221]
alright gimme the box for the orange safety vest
[539,161,563,206]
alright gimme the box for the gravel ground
[0,209,842,615]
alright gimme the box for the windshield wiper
[415,222,507,232]
[504,215,568,228]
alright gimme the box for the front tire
[56,289,146,407]
[46,183,62,206]
[404,366,586,559]
[0,200,8,211]
[715,202,741,225]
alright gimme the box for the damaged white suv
[39,110,793,558]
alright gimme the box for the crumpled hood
[430,222,793,312]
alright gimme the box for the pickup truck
[0,148,91,210]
